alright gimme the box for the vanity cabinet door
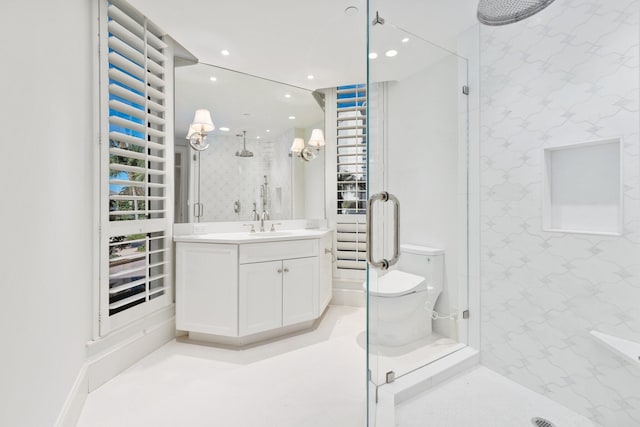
[319,234,333,312]
[176,243,238,336]
[239,260,283,336]
[282,257,319,326]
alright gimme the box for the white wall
[0,1,94,425]
[480,1,640,425]
[384,54,464,339]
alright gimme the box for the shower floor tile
[395,366,598,427]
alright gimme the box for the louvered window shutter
[99,0,173,333]
[336,85,367,271]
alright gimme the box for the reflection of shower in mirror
[235,130,254,157]
[260,175,270,220]
[174,62,326,223]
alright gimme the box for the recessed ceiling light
[401,37,410,43]
[220,127,230,131]
[368,52,378,59]
[288,116,296,120]
[266,129,271,133]
[385,49,398,57]
[256,136,261,139]
[221,49,230,56]
[307,75,314,80]
[209,76,217,82]
[285,94,291,98]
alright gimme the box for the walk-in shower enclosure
[366,0,640,426]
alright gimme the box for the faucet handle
[270,222,282,232]
[243,223,256,233]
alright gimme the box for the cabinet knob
[277,268,283,273]
[284,268,289,273]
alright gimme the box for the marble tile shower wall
[198,133,292,222]
[479,0,640,426]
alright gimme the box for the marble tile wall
[197,132,292,222]
[479,0,640,425]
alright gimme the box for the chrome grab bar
[366,191,400,270]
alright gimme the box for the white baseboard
[54,364,88,427]
[55,312,177,426]
[87,315,176,391]
[331,288,365,307]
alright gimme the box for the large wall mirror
[174,63,326,223]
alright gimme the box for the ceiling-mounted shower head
[236,149,254,158]
[477,0,555,26]
[235,130,254,158]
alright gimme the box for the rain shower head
[235,130,254,158]
[236,149,254,158]
[477,0,555,26]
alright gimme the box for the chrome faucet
[251,202,259,221]
[260,210,269,232]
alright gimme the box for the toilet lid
[366,270,426,297]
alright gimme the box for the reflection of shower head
[235,130,254,158]
[236,149,254,157]
[477,0,555,26]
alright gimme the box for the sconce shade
[192,109,215,132]
[308,128,325,149]
[185,124,199,139]
[290,137,305,154]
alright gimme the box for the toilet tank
[397,244,444,287]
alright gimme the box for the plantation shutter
[99,0,173,334]
[336,85,367,271]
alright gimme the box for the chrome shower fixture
[477,0,555,26]
[235,130,254,158]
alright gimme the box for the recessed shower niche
[543,138,622,235]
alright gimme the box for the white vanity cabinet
[175,230,332,345]
[175,243,238,336]
[281,257,318,326]
[238,239,319,336]
[239,256,318,336]
[238,260,283,336]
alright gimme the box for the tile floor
[395,366,598,427]
[79,305,597,427]
[78,306,367,427]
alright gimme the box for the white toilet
[365,244,444,347]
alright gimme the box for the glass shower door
[365,5,470,424]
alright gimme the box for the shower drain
[531,417,557,427]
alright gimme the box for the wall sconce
[186,109,214,151]
[290,137,305,156]
[290,129,325,162]
[187,109,214,222]
[307,129,325,151]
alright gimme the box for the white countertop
[174,228,332,244]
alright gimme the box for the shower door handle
[193,202,204,218]
[366,191,400,271]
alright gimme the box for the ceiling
[175,64,323,142]
[128,0,478,90]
